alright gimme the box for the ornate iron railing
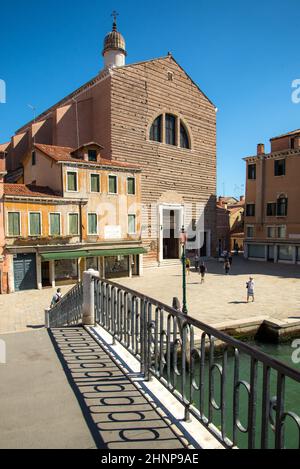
[94,277,300,449]
[47,282,83,328]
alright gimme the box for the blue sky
[0,0,299,196]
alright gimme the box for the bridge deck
[49,327,189,449]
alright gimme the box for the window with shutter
[50,213,61,236]
[68,214,79,235]
[127,177,135,195]
[90,174,100,192]
[8,212,20,236]
[88,214,98,235]
[29,213,41,236]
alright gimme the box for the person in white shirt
[246,277,255,302]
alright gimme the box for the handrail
[93,276,300,449]
[48,282,83,328]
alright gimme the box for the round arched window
[149,114,191,149]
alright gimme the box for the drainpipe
[79,200,83,244]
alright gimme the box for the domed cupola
[102,12,127,69]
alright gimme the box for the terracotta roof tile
[0,142,10,153]
[4,184,61,198]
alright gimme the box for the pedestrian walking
[224,259,231,275]
[246,277,255,302]
[50,288,62,308]
[229,253,233,266]
[199,262,207,284]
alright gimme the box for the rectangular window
[248,164,256,180]
[246,226,254,238]
[32,151,36,166]
[278,245,293,261]
[165,114,176,146]
[274,159,286,176]
[109,175,117,194]
[267,203,277,216]
[267,226,276,238]
[90,174,100,193]
[29,212,41,236]
[88,150,97,162]
[67,171,78,192]
[278,226,286,239]
[68,213,79,235]
[7,212,20,236]
[246,204,255,217]
[277,197,288,216]
[128,214,136,234]
[49,213,61,236]
[88,213,98,235]
[127,177,136,195]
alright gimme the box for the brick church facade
[0,16,217,291]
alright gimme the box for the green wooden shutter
[109,176,117,194]
[69,214,78,235]
[50,214,60,236]
[8,212,20,236]
[67,172,77,191]
[88,214,97,234]
[30,213,41,236]
[91,174,100,192]
[127,177,135,195]
[128,215,136,234]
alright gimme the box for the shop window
[29,212,41,236]
[86,257,98,271]
[68,213,79,235]
[49,213,61,236]
[105,256,129,278]
[248,244,265,258]
[278,245,293,261]
[7,212,20,236]
[55,259,78,281]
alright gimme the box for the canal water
[175,340,300,449]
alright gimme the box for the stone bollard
[82,269,99,326]
[45,308,50,328]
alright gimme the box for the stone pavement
[0,329,97,449]
[0,285,73,334]
[0,327,189,449]
[118,256,300,326]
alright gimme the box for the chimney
[240,195,245,202]
[257,143,265,155]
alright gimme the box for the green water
[175,341,300,449]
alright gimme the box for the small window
[248,164,256,180]
[246,226,254,238]
[108,175,117,194]
[165,114,176,146]
[267,203,277,216]
[68,213,79,235]
[49,213,61,236]
[246,204,255,217]
[267,226,276,238]
[32,151,36,166]
[88,213,98,235]
[88,150,97,162]
[277,196,288,216]
[7,212,20,236]
[180,123,190,149]
[274,159,286,176]
[67,171,78,192]
[128,214,136,234]
[150,115,162,143]
[127,177,136,195]
[29,212,41,236]
[278,226,286,239]
[90,174,100,193]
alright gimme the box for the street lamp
[180,225,188,315]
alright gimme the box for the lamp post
[180,226,188,315]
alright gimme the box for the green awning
[41,247,147,261]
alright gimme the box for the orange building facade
[244,130,300,263]
[1,142,143,293]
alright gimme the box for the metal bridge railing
[94,276,300,449]
[46,282,83,328]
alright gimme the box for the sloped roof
[0,142,10,153]
[270,129,300,141]
[4,184,60,198]
[34,143,140,170]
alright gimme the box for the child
[246,277,255,302]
